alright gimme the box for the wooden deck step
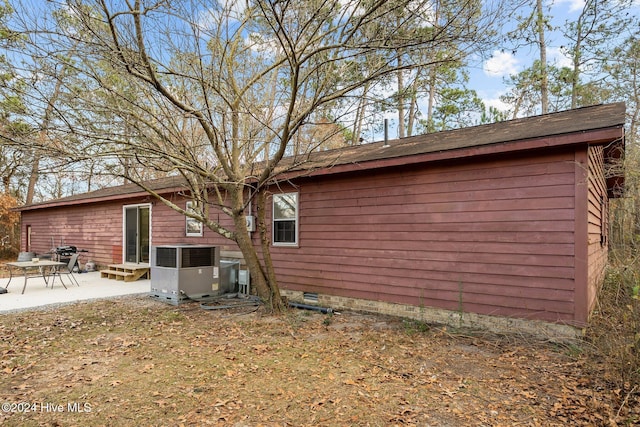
[100,264,150,282]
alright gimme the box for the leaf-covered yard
[0,296,637,426]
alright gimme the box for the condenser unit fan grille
[181,247,215,268]
[155,247,177,268]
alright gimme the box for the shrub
[0,193,20,258]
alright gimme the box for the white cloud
[484,51,520,78]
[476,88,512,115]
[408,0,437,28]
[197,1,248,30]
[244,32,280,54]
[483,96,511,115]
[547,47,573,68]
[337,0,365,18]
[220,0,247,20]
[553,0,585,13]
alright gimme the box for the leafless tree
[12,0,504,311]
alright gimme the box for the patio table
[3,260,66,294]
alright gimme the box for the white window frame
[272,192,299,246]
[185,201,203,237]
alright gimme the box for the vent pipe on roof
[383,118,390,147]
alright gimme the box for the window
[186,201,203,237]
[273,192,298,245]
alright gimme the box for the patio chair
[17,252,36,262]
[50,253,80,289]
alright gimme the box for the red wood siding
[269,150,578,323]
[20,199,131,264]
[586,145,608,314]
[19,146,607,326]
[150,198,237,251]
[20,194,241,266]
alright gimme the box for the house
[16,103,626,337]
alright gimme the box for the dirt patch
[0,296,637,426]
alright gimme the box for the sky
[470,0,640,115]
[11,0,640,142]
[367,0,640,141]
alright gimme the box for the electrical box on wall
[245,215,256,232]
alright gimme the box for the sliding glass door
[124,205,150,264]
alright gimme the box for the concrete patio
[0,271,150,313]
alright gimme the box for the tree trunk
[536,0,549,114]
[396,56,405,139]
[25,155,40,204]
[570,27,582,109]
[234,212,280,310]
[352,83,369,144]
[26,69,66,204]
[255,189,284,312]
[426,66,436,133]
[511,94,523,119]
[407,80,418,137]
[229,185,284,313]
[2,175,10,194]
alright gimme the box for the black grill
[155,247,177,268]
[55,246,78,257]
[181,247,215,268]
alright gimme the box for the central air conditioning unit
[150,244,221,305]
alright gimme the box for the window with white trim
[273,192,298,245]
[186,201,203,237]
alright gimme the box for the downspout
[288,302,333,314]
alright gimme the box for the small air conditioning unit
[150,245,220,305]
[245,215,256,232]
[220,260,240,294]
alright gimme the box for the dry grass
[1,296,638,426]
[585,252,640,401]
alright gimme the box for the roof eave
[15,185,187,212]
[280,126,625,181]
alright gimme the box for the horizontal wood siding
[19,149,589,325]
[586,145,608,315]
[149,197,237,251]
[270,151,578,323]
[20,194,241,266]
[20,199,135,265]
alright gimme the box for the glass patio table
[3,260,67,294]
